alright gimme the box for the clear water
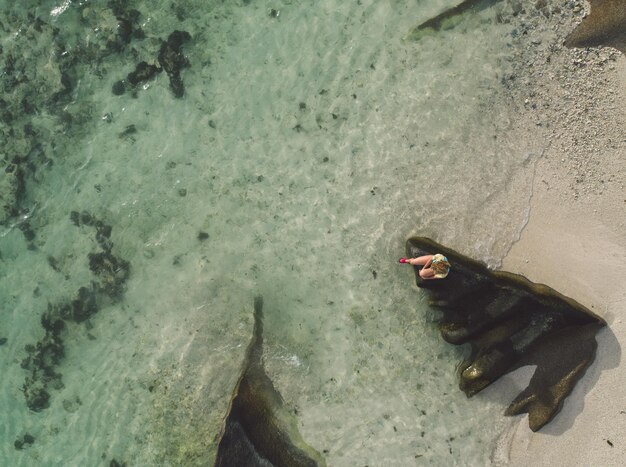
[0,0,543,465]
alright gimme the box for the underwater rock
[127,61,162,86]
[70,210,130,298]
[70,285,99,323]
[565,0,626,54]
[0,160,26,225]
[88,251,130,299]
[405,237,606,431]
[20,214,130,411]
[158,31,192,98]
[112,29,190,97]
[215,297,326,467]
[14,433,35,450]
[21,311,66,412]
[105,1,145,52]
[405,0,503,40]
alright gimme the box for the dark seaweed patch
[14,433,35,450]
[158,31,191,98]
[21,214,130,411]
[127,61,162,86]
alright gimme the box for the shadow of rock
[406,237,607,432]
[215,297,326,467]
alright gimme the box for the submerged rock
[215,297,326,467]
[127,61,162,86]
[406,236,606,431]
[158,31,192,98]
[405,0,503,41]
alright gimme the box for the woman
[399,254,451,280]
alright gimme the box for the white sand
[495,36,626,467]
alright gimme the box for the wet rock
[406,237,606,431]
[216,297,326,466]
[158,31,191,98]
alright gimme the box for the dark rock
[405,236,607,431]
[41,312,65,336]
[97,222,112,239]
[88,251,130,299]
[216,297,325,466]
[197,231,209,241]
[47,255,60,272]
[118,124,137,139]
[71,286,98,323]
[158,31,191,98]
[0,337,7,346]
[110,459,127,467]
[18,221,36,242]
[112,80,126,95]
[126,61,161,86]
[406,0,504,41]
[23,434,35,444]
[80,210,94,226]
[23,378,51,412]
[564,0,626,54]
[107,1,144,50]
[168,73,185,98]
[70,210,80,226]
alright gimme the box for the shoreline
[495,46,626,466]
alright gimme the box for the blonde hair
[431,254,451,276]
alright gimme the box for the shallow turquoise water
[1,1,542,465]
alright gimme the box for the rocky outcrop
[215,297,326,467]
[406,236,606,431]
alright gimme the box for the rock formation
[215,297,326,467]
[406,236,606,431]
[565,0,626,54]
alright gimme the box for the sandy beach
[494,18,626,466]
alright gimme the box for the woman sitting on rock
[399,254,451,280]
